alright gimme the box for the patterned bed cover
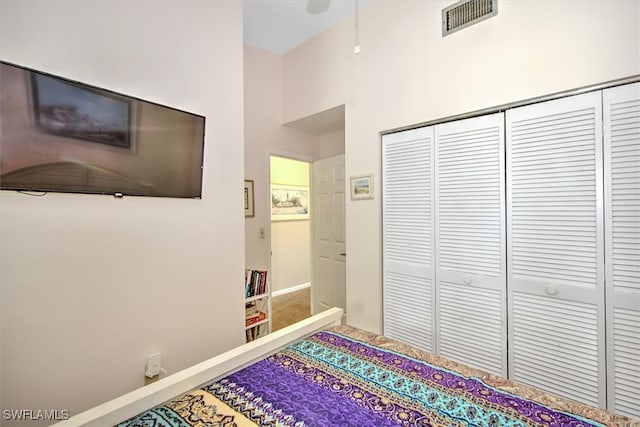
[118,325,638,427]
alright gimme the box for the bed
[54,308,637,427]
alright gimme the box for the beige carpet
[271,287,311,331]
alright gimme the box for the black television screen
[0,61,205,198]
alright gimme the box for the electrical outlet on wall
[145,353,161,378]
[144,353,162,386]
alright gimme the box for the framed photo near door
[244,180,255,217]
[350,174,373,200]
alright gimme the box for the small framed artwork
[244,180,255,217]
[350,174,373,200]
[271,184,309,221]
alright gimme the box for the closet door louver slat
[604,82,640,418]
[384,272,433,349]
[435,113,506,376]
[382,127,434,352]
[512,293,600,406]
[439,281,503,375]
[506,91,606,408]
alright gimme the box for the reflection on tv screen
[0,61,205,198]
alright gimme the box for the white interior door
[506,91,605,408]
[382,127,435,352]
[434,112,507,376]
[312,155,346,317]
[603,82,640,418]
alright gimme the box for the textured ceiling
[243,0,362,54]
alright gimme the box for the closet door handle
[340,253,346,256]
[545,287,558,296]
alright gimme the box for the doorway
[268,153,347,328]
[269,155,312,328]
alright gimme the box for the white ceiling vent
[442,0,498,37]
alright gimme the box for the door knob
[340,253,346,256]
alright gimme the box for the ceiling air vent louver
[442,0,498,37]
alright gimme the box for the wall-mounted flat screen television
[0,61,205,198]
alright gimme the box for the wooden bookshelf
[245,269,270,342]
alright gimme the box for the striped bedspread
[118,326,637,427]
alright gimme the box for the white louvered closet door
[506,91,606,408]
[382,127,435,352]
[604,82,640,418]
[434,113,506,376]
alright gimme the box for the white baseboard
[272,282,311,297]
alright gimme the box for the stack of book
[245,269,268,298]
[245,325,261,341]
[245,302,266,327]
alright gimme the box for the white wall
[270,220,311,292]
[315,130,345,160]
[0,0,245,423]
[282,0,640,333]
[243,45,319,275]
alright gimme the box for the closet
[506,91,605,407]
[603,84,640,416]
[383,127,434,353]
[434,113,506,377]
[382,82,639,417]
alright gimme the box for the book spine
[245,269,251,297]
[252,270,259,297]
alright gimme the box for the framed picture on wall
[350,174,373,200]
[271,184,309,221]
[244,179,255,217]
